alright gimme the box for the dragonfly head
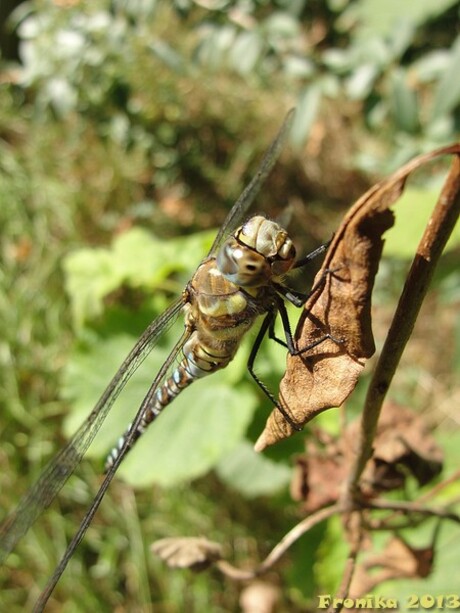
[216,215,297,287]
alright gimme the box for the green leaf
[375,520,460,601]
[389,69,420,133]
[63,326,258,488]
[229,31,263,75]
[383,187,460,258]
[314,515,349,592]
[149,40,185,73]
[430,36,460,121]
[412,51,450,84]
[283,56,315,78]
[291,85,322,149]
[62,331,170,452]
[347,0,459,39]
[386,20,415,59]
[264,11,300,40]
[63,227,213,327]
[196,25,235,70]
[111,227,212,287]
[120,380,257,488]
[322,48,354,74]
[345,63,379,100]
[63,247,125,327]
[216,441,291,497]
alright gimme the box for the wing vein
[209,109,294,255]
[0,297,185,562]
[33,326,193,612]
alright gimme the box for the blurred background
[1,1,459,611]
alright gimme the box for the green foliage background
[0,0,459,610]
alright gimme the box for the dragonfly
[0,109,329,610]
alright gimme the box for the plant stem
[344,154,460,500]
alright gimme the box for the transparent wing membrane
[32,326,193,611]
[0,111,297,611]
[209,109,294,256]
[0,297,185,562]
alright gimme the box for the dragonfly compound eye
[0,111,298,607]
[217,238,271,287]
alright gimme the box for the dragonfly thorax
[216,215,296,288]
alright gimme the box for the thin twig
[216,504,339,581]
[417,469,460,502]
[343,155,460,501]
[364,498,460,523]
[326,154,460,606]
[364,471,460,530]
[215,156,460,595]
[325,512,363,613]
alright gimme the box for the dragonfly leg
[247,310,302,431]
[276,297,343,353]
[275,293,344,356]
[274,255,343,308]
[293,238,332,269]
[273,237,334,307]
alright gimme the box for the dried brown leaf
[349,535,436,597]
[359,402,443,493]
[291,404,443,511]
[151,536,222,571]
[290,441,348,512]
[256,144,460,449]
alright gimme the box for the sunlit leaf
[412,51,450,83]
[196,24,235,70]
[63,227,213,327]
[290,85,321,149]
[216,441,291,497]
[345,63,379,100]
[62,326,258,488]
[314,515,349,592]
[229,31,262,75]
[63,247,125,326]
[264,12,299,39]
[389,69,420,133]
[120,380,257,487]
[430,36,460,120]
[347,0,459,39]
[384,188,460,258]
[149,40,185,72]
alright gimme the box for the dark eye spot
[246,264,257,271]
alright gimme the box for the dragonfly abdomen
[104,364,191,470]
[104,332,235,471]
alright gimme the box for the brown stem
[417,469,460,502]
[343,155,460,500]
[326,512,363,613]
[217,155,460,595]
[364,498,460,523]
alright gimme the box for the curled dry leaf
[290,436,348,512]
[358,402,443,493]
[349,534,436,597]
[256,144,460,450]
[151,536,222,571]
[290,403,443,512]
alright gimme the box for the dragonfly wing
[208,109,295,257]
[34,325,193,610]
[0,296,186,563]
